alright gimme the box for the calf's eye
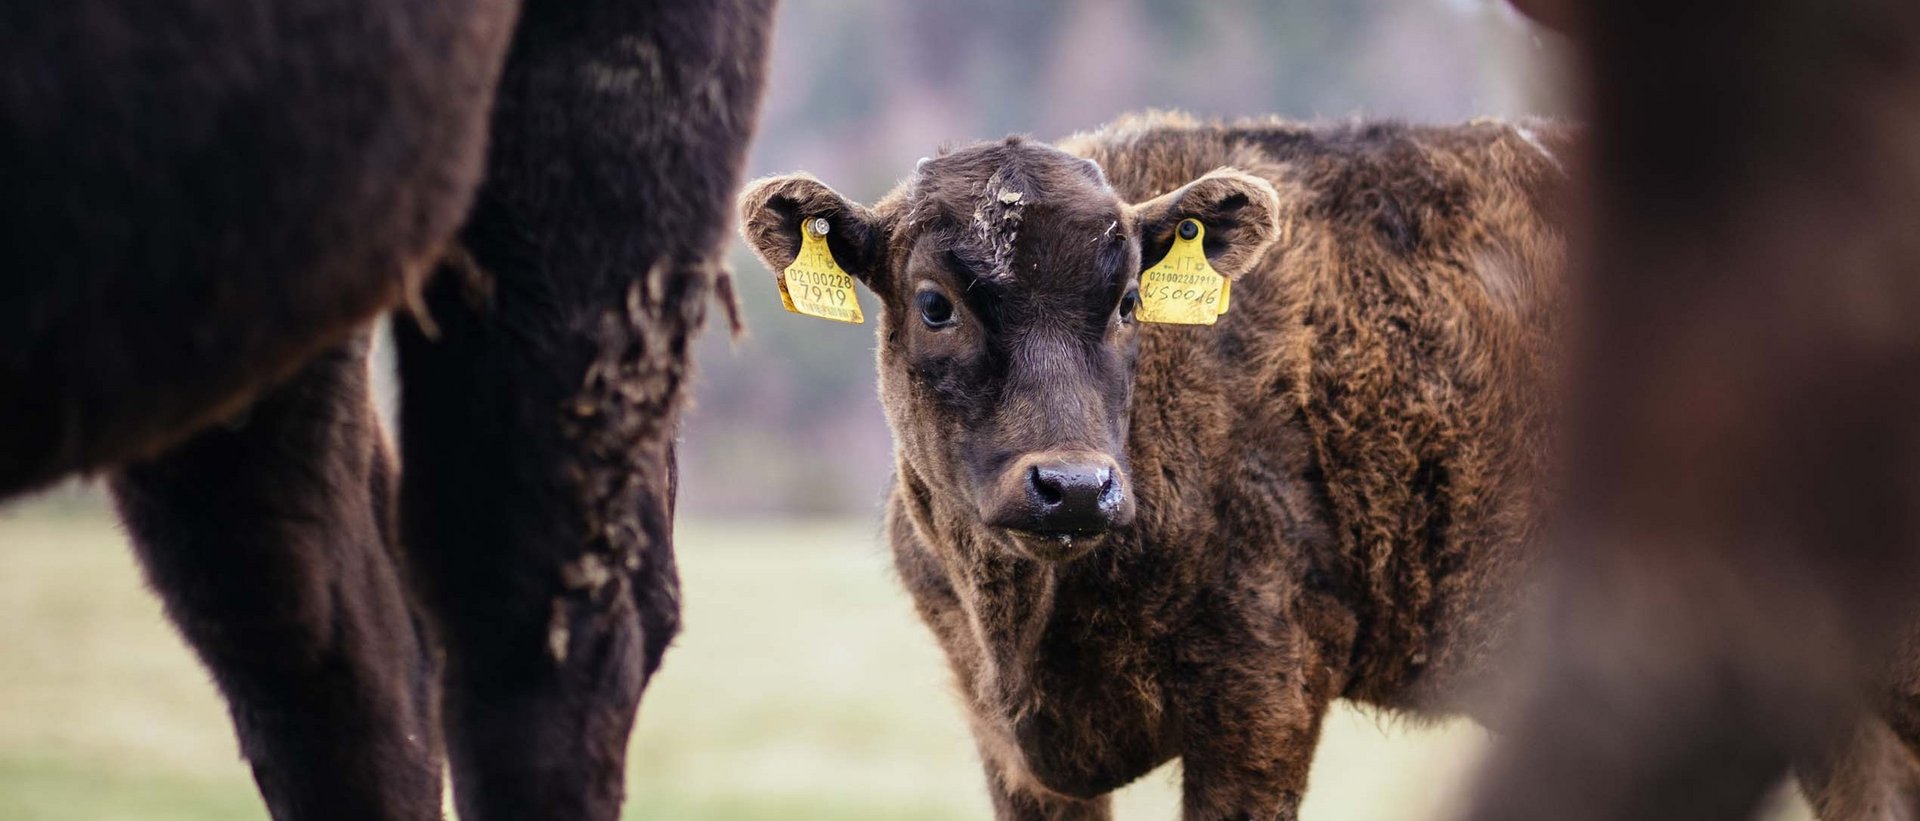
[917,291,956,328]
[1117,288,1140,322]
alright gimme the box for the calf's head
[741,138,1280,560]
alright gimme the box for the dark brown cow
[1463,1,1920,820]
[2,1,775,818]
[740,112,1572,819]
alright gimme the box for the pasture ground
[0,502,1813,820]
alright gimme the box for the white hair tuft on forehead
[970,167,1029,282]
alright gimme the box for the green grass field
[0,502,1814,820]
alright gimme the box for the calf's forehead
[903,140,1131,294]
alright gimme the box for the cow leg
[1176,620,1331,821]
[1795,716,1920,821]
[392,1,775,818]
[979,754,1112,821]
[110,334,441,821]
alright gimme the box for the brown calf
[742,111,1571,819]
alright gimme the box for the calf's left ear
[1129,168,1283,279]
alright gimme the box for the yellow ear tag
[778,217,865,324]
[1137,219,1228,325]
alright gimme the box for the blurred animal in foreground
[1462,1,1920,819]
[741,111,1581,819]
[1,0,774,818]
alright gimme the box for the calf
[742,112,1571,819]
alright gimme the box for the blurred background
[0,1,1816,819]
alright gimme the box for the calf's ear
[738,173,888,291]
[1129,168,1282,279]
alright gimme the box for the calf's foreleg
[1176,610,1334,821]
[976,737,1114,821]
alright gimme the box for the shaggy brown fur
[749,107,1920,818]
[1465,1,1920,820]
[4,1,775,818]
[742,111,1573,819]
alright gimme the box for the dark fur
[0,0,519,497]
[743,111,1572,819]
[112,335,443,818]
[1466,1,1920,820]
[395,2,774,818]
[4,1,774,818]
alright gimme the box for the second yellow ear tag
[1137,219,1229,325]
[778,217,864,324]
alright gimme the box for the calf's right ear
[1129,168,1284,280]
[738,173,888,291]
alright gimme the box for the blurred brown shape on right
[1473,1,1920,819]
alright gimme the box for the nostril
[1029,466,1064,505]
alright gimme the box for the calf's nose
[1030,462,1111,518]
[982,452,1133,536]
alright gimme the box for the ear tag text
[779,217,865,324]
[1137,219,1229,325]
